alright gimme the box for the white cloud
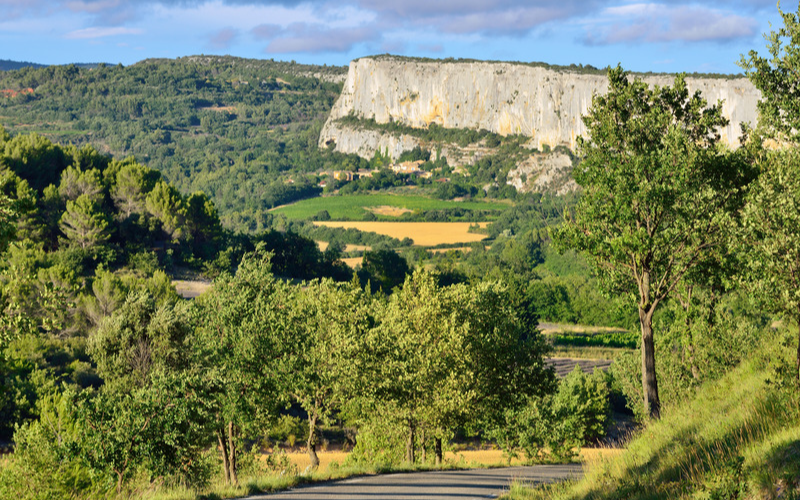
[265,23,377,53]
[65,26,143,39]
[584,3,758,45]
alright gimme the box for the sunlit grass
[271,193,508,220]
[500,343,800,500]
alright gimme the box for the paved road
[244,464,583,500]
[546,357,613,378]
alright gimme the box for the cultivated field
[271,193,509,220]
[316,241,371,253]
[314,221,489,246]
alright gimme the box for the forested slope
[0,56,352,231]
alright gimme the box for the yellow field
[278,447,622,472]
[341,257,363,268]
[316,241,371,253]
[313,222,489,247]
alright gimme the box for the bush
[491,366,610,462]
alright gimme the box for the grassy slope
[271,193,510,220]
[505,342,800,500]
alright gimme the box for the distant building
[333,170,356,181]
[390,160,431,178]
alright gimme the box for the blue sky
[0,0,789,74]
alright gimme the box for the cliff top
[355,54,745,80]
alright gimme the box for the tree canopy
[556,65,756,418]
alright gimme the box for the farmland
[314,221,490,246]
[271,193,510,220]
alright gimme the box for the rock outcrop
[319,56,761,157]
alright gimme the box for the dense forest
[0,56,358,231]
[2,4,800,497]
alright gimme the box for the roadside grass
[271,193,509,220]
[117,447,619,500]
[500,340,800,500]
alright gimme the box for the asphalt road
[244,464,583,500]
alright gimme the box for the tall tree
[556,66,755,419]
[739,3,800,143]
[287,279,372,469]
[111,159,158,219]
[739,2,800,383]
[145,180,187,243]
[59,194,110,250]
[355,271,553,464]
[193,248,294,484]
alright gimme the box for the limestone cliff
[319,56,760,156]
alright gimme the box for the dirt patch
[172,279,212,299]
[366,205,415,216]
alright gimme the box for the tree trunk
[640,306,661,419]
[218,430,231,484]
[307,411,320,469]
[227,421,238,485]
[434,437,443,466]
[406,424,415,464]
[116,470,124,494]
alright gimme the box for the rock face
[507,153,577,195]
[319,56,761,156]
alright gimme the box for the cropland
[271,193,510,221]
[313,221,489,246]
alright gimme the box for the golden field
[313,222,489,247]
[279,448,624,472]
[316,241,371,253]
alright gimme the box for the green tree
[738,3,800,383]
[111,158,158,219]
[739,3,800,143]
[288,279,372,468]
[355,271,554,465]
[740,148,800,381]
[77,372,215,494]
[59,194,110,250]
[193,248,295,484]
[357,248,411,293]
[89,290,193,390]
[57,165,104,202]
[146,180,187,242]
[556,66,754,419]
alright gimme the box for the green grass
[271,193,510,220]
[501,338,800,500]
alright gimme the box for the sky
[0,0,790,74]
